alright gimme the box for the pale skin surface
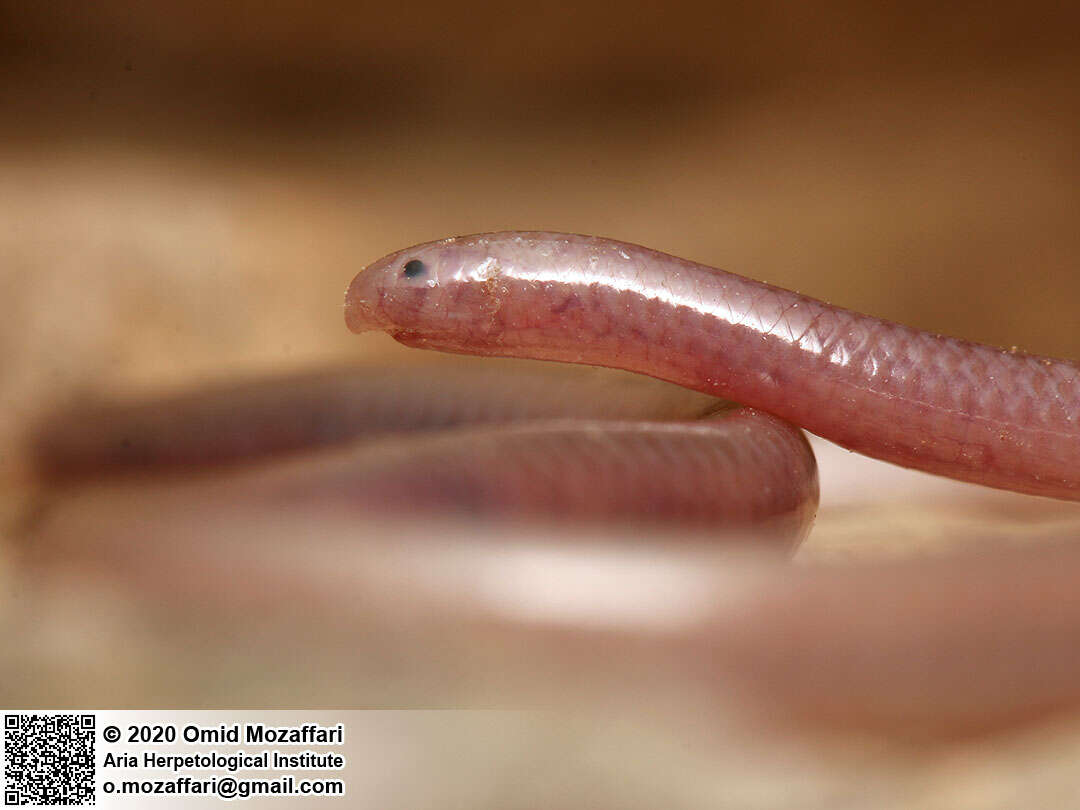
[347,232,1080,498]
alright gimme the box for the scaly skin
[347,231,1080,499]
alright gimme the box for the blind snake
[28,230,1080,736]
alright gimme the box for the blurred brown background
[4,0,1080,483]
[4,2,1080,805]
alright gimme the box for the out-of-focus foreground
[5,2,1080,807]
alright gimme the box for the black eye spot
[403,259,427,278]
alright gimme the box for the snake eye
[403,259,427,278]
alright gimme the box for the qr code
[4,715,95,806]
